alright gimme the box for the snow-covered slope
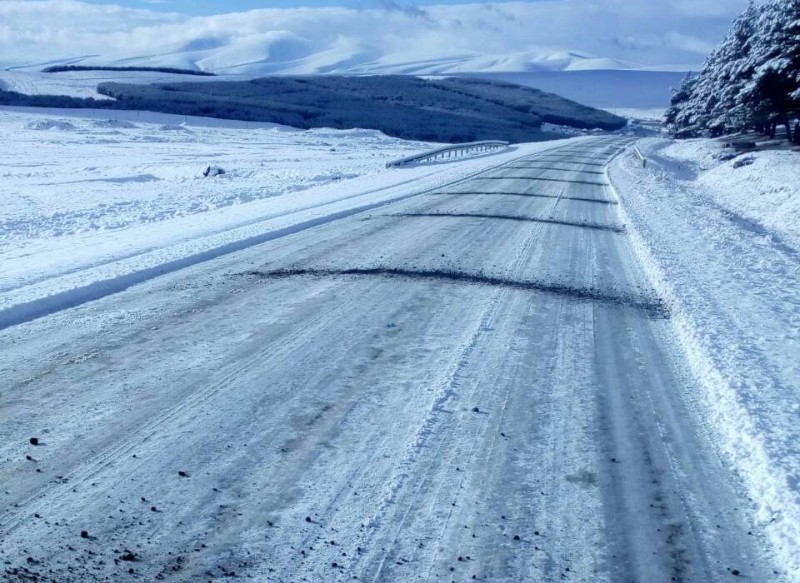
[0,69,251,100]
[2,49,632,83]
[659,139,800,248]
[0,0,729,78]
[0,4,639,78]
[610,140,800,578]
[0,3,690,110]
[0,68,685,115]
[1,76,627,143]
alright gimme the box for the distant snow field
[603,108,665,123]
[0,107,426,295]
[0,70,232,99]
[0,108,407,243]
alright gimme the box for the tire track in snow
[360,144,623,581]
[0,278,352,540]
[357,184,561,581]
[239,165,588,580]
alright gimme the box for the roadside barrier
[386,141,509,167]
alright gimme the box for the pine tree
[664,74,699,137]
[668,0,800,139]
[740,0,800,140]
[711,1,761,132]
[667,2,761,136]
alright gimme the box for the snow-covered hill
[0,68,687,112]
[9,48,630,78]
[0,0,715,80]
[1,76,627,143]
[0,1,701,110]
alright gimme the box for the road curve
[0,137,780,582]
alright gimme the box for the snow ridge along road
[0,137,783,582]
[610,140,800,582]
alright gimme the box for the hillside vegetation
[93,76,624,142]
[42,65,216,76]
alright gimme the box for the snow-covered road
[0,138,783,582]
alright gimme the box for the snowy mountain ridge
[3,0,711,77]
[5,48,631,77]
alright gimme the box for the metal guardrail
[386,141,509,168]
[631,144,647,168]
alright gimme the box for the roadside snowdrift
[609,140,800,580]
[660,140,800,249]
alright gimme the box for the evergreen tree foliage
[666,0,800,143]
[664,74,699,137]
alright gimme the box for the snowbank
[659,138,724,169]
[609,140,800,581]
[662,140,800,248]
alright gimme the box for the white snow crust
[661,139,800,249]
[0,111,793,580]
[610,140,800,580]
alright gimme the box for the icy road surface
[1,138,781,582]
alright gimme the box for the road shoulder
[608,141,800,580]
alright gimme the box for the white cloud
[664,32,717,55]
[0,0,752,72]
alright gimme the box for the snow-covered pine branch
[666,0,800,142]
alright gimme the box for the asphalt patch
[476,176,611,187]
[245,267,670,319]
[429,191,618,205]
[390,212,626,233]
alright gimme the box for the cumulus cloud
[375,0,431,19]
[664,32,717,55]
[0,0,752,72]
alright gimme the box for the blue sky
[83,0,478,13]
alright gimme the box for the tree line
[666,0,800,143]
[42,65,215,76]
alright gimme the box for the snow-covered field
[610,140,800,577]
[660,139,800,249]
[0,107,415,245]
[603,108,666,123]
